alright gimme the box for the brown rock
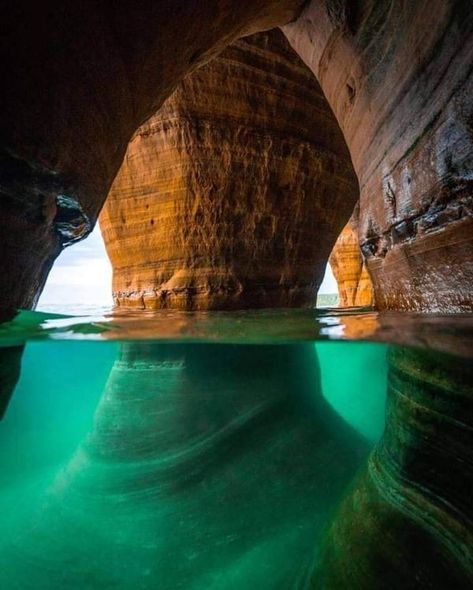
[329,208,374,307]
[0,0,306,310]
[313,346,473,588]
[100,30,358,310]
[0,1,471,313]
[283,0,473,311]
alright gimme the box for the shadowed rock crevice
[0,345,23,421]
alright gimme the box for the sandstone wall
[0,1,471,313]
[0,0,305,310]
[100,30,358,310]
[329,208,374,307]
[284,0,473,311]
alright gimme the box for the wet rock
[1,343,367,589]
[0,345,23,421]
[312,345,473,589]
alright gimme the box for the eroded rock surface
[313,346,473,588]
[0,0,471,313]
[101,30,358,310]
[1,343,367,589]
[283,0,473,311]
[329,207,374,307]
[0,0,305,310]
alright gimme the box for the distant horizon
[37,227,339,311]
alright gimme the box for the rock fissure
[361,193,473,260]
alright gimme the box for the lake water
[0,308,471,589]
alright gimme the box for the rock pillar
[100,30,358,310]
[329,207,374,307]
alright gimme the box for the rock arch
[100,29,358,310]
[0,0,471,312]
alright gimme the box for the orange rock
[100,30,358,310]
[0,0,305,310]
[0,1,471,313]
[329,210,374,308]
[284,0,473,311]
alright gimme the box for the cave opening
[37,226,113,314]
[0,1,471,588]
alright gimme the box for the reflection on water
[0,318,471,588]
[1,307,472,357]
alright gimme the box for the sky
[37,227,338,311]
[38,226,113,309]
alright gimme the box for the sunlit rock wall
[283,0,473,312]
[100,30,358,310]
[329,207,374,307]
[0,0,306,310]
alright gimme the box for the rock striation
[284,0,473,311]
[0,0,306,310]
[312,346,473,588]
[100,30,358,310]
[329,207,374,307]
[1,343,367,588]
[0,0,471,313]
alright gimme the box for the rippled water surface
[0,308,471,589]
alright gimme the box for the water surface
[0,308,471,588]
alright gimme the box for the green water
[0,309,471,589]
[0,337,387,589]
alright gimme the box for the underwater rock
[100,29,357,310]
[284,0,473,311]
[2,343,368,589]
[312,346,473,589]
[0,346,23,420]
[329,208,374,308]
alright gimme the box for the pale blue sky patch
[38,226,113,310]
[37,227,338,311]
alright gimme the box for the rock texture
[312,346,473,588]
[284,0,473,311]
[0,0,471,313]
[100,30,358,310]
[2,343,367,588]
[0,0,306,310]
[329,207,374,307]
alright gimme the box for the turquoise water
[0,309,471,588]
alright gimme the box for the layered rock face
[0,0,306,310]
[100,30,358,310]
[313,346,473,588]
[329,208,374,307]
[2,343,367,588]
[0,0,471,312]
[284,0,473,311]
